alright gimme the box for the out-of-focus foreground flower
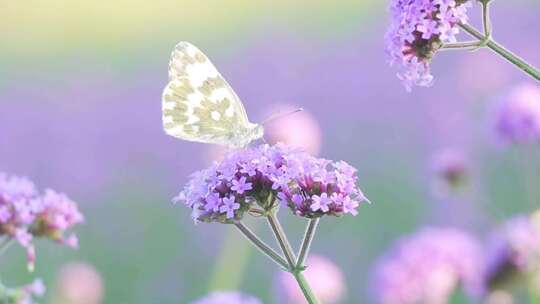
[0,278,45,304]
[264,105,322,156]
[493,83,540,145]
[53,262,105,304]
[371,227,483,304]
[275,254,346,304]
[176,144,368,223]
[385,0,472,91]
[484,212,540,293]
[0,172,84,270]
[190,291,262,304]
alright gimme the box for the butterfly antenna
[262,107,304,125]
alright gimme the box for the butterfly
[161,42,264,148]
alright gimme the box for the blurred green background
[1,0,540,303]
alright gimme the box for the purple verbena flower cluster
[190,291,262,304]
[176,144,368,223]
[372,227,483,304]
[484,213,540,290]
[385,0,472,91]
[0,173,84,271]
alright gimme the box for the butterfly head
[250,124,265,141]
[230,123,264,148]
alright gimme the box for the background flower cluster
[0,173,84,270]
[372,227,484,304]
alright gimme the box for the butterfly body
[162,42,263,148]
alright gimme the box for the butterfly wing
[162,42,259,147]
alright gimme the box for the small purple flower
[230,177,253,195]
[334,161,356,177]
[218,162,237,180]
[190,291,262,304]
[271,173,290,191]
[204,193,221,212]
[219,196,240,219]
[342,196,359,216]
[240,161,258,177]
[493,83,540,145]
[176,144,368,223]
[311,193,331,212]
[371,227,483,304]
[291,194,304,207]
[385,0,473,90]
[417,19,440,40]
[438,23,460,43]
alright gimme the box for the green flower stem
[266,212,320,304]
[481,1,492,38]
[248,207,265,216]
[0,237,13,256]
[292,270,318,304]
[441,40,485,50]
[266,213,297,268]
[459,23,540,82]
[296,218,319,269]
[234,222,289,270]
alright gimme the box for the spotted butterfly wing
[162,42,263,148]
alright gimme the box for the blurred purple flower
[493,83,540,144]
[0,172,83,271]
[275,254,347,304]
[190,291,261,304]
[54,262,105,304]
[0,278,45,304]
[371,227,483,304]
[430,148,469,196]
[263,104,322,156]
[385,0,472,91]
[30,189,85,248]
[176,144,368,223]
[484,213,540,291]
[21,279,46,304]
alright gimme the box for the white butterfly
[162,42,264,148]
